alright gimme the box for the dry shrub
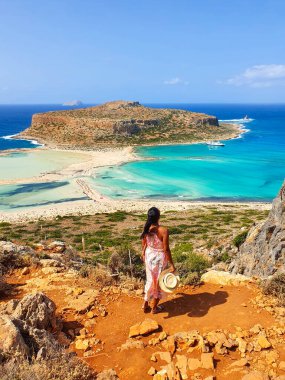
[0,351,96,380]
[79,264,114,287]
[262,273,285,305]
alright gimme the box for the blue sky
[0,0,285,103]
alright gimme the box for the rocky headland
[18,100,240,149]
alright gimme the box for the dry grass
[0,350,96,380]
[262,273,285,306]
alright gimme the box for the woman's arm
[162,228,176,272]
[141,237,147,261]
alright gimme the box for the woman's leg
[152,298,159,313]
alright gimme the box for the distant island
[18,100,240,149]
[62,100,83,106]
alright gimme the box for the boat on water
[206,141,225,146]
[243,115,249,120]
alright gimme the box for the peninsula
[18,100,240,149]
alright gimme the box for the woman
[141,207,175,314]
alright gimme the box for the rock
[163,335,176,355]
[241,371,269,380]
[0,293,60,360]
[152,351,172,364]
[164,362,182,380]
[201,270,250,286]
[11,292,56,330]
[200,353,214,369]
[188,358,201,371]
[159,331,168,341]
[86,311,95,319]
[119,339,145,351]
[250,324,263,335]
[279,361,285,371]
[237,337,247,353]
[0,315,29,357]
[21,267,30,275]
[204,377,214,380]
[39,259,62,268]
[256,335,271,349]
[75,339,90,351]
[148,367,157,376]
[42,267,63,274]
[230,181,285,276]
[129,318,159,337]
[230,358,248,367]
[96,369,119,380]
[175,355,188,379]
[63,289,99,313]
[153,369,168,380]
[47,241,66,253]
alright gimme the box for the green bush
[107,211,127,222]
[233,230,248,248]
[172,242,209,283]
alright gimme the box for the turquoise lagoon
[1,104,285,209]
[92,104,285,202]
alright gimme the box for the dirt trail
[3,270,285,380]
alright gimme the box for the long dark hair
[140,207,160,239]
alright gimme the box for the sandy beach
[0,123,271,223]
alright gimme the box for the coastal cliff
[18,100,239,148]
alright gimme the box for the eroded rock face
[0,292,58,360]
[230,181,285,277]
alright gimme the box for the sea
[0,104,285,210]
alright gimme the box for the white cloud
[225,64,285,87]
[164,77,189,85]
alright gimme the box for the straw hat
[158,269,180,293]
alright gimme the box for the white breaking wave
[1,134,44,146]
[219,118,254,124]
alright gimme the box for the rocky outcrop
[0,292,58,360]
[17,100,238,148]
[230,181,285,277]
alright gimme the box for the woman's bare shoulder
[158,226,169,235]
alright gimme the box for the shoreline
[0,198,271,223]
[0,122,260,222]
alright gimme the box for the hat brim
[158,269,180,293]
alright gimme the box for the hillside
[0,202,285,380]
[18,101,240,148]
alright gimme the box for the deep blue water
[0,104,284,206]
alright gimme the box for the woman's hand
[141,253,145,262]
[169,264,176,273]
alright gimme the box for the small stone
[159,331,167,341]
[188,358,201,371]
[257,335,271,349]
[101,310,107,317]
[230,358,248,367]
[279,361,285,371]
[83,350,94,357]
[151,353,157,362]
[148,367,157,376]
[241,371,269,380]
[21,267,30,275]
[73,288,85,296]
[175,355,188,379]
[241,303,247,307]
[75,339,89,351]
[129,319,159,337]
[86,311,95,319]
[154,351,172,364]
[200,353,214,370]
